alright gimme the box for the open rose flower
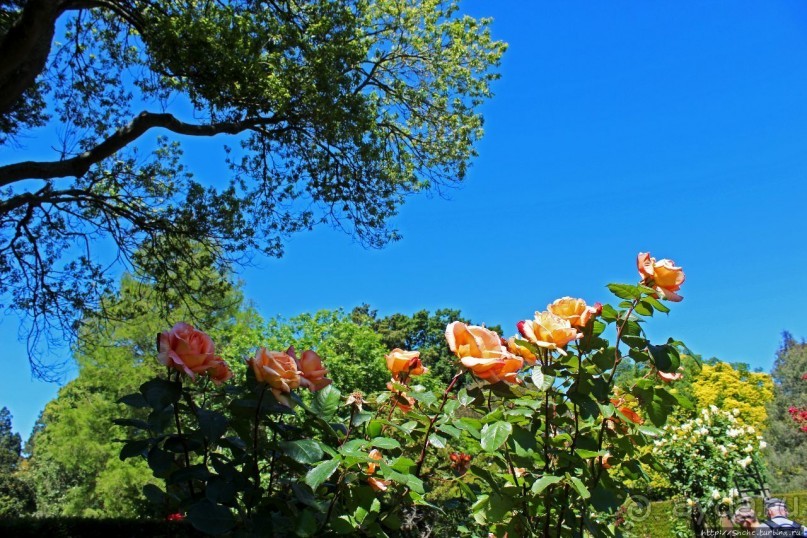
[446,322,522,384]
[385,348,428,381]
[637,252,685,302]
[293,349,332,392]
[157,322,221,379]
[248,347,301,406]
[208,359,233,385]
[547,297,598,329]
[507,337,537,366]
[518,312,580,355]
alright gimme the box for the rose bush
[118,253,695,536]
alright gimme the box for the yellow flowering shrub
[691,362,773,432]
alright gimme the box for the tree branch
[0,111,285,186]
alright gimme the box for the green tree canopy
[0,407,21,472]
[765,332,807,491]
[25,250,267,517]
[0,407,35,518]
[0,0,505,375]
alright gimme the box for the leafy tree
[351,304,502,389]
[264,309,389,394]
[765,332,807,491]
[0,0,506,375]
[690,361,773,433]
[0,407,35,518]
[25,252,267,517]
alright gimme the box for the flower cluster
[656,406,767,519]
[637,252,685,302]
[248,346,332,406]
[788,406,807,432]
[158,322,233,385]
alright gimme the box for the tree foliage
[0,0,505,374]
[690,361,773,433]
[0,407,36,518]
[765,332,807,492]
[25,251,267,517]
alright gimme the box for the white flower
[711,490,722,500]
[709,404,719,413]
[739,456,753,469]
[744,445,754,453]
[746,426,755,434]
[759,441,767,449]
[718,445,728,455]
[706,435,714,443]
[732,408,740,416]
[698,427,709,436]
[686,498,696,507]
[722,497,732,504]
[730,488,739,498]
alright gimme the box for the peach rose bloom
[519,312,580,354]
[507,337,537,366]
[385,348,428,380]
[295,349,332,391]
[368,476,391,492]
[446,322,522,383]
[208,360,233,385]
[248,348,301,406]
[158,322,220,378]
[637,252,685,302]
[547,297,597,329]
[367,449,382,475]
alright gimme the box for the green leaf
[142,484,166,506]
[370,437,400,450]
[139,379,181,411]
[120,439,150,460]
[622,335,647,349]
[147,446,173,477]
[296,509,319,537]
[365,420,383,438]
[575,449,602,459]
[634,301,653,317]
[167,464,210,485]
[197,409,228,441]
[206,476,238,504]
[187,499,236,535]
[648,344,680,372]
[305,459,340,491]
[600,304,619,322]
[569,476,591,499]
[311,385,341,421]
[428,433,446,449]
[531,475,563,494]
[606,283,641,301]
[643,296,670,313]
[480,421,512,452]
[117,393,149,408]
[113,418,150,430]
[281,439,324,464]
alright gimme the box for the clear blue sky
[3,0,807,438]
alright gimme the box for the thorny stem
[414,369,464,478]
[252,384,268,502]
[171,370,194,499]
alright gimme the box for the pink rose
[295,349,333,392]
[157,322,221,379]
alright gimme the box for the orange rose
[385,348,428,380]
[637,252,685,302]
[208,360,233,385]
[519,312,580,354]
[294,349,332,392]
[446,322,522,383]
[507,337,537,366]
[157,322,221,379]
[547,297,597,329]
[368,477,391,492]
[248,348,301,406]
[367,449,382,475]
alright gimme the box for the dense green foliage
[0,0,506,375]
[765,333,807,492]
[0,407,35,518]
